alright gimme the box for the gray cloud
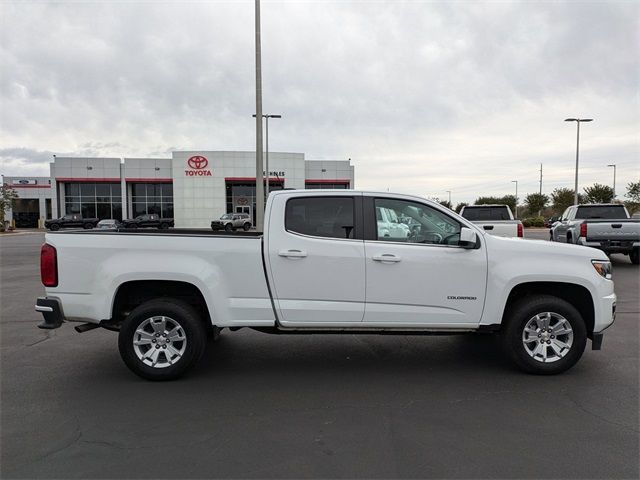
[1,0,638,201]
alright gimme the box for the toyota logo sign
[185,155,212,176]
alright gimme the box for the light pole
[254,0,264,231]
[565,118,593,205]
[607,164,616,198]
[511,180,518,219]
[446,190,451,206]
[253,114,282,196]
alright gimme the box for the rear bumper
[36,297,64,329]
[578,238,639,253]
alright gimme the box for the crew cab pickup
[550,204,640,264]
[45,214,99,231]
[459,205,524,238]
[36,190,616,380]
[121,214,174,229]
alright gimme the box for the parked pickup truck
[36,190,616,380]
[45,214,99,231]
[211,213,252,232]
[550,204,640,264]
[122,214,174,229]
[459,205,524,238]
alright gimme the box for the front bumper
[36,297,64,329]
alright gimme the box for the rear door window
[286,197,355,239]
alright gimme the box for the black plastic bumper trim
[592,333,604,350]
[36,297,64,329]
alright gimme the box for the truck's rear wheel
[83,223,93,229]
[243,223,251,231]
[630,248,639,265]
[118,299,207,381]
[502,295,587,375]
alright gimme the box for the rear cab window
[575,205,628,219]
[461,206,511,221]
[285,197,355,239]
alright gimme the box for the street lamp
[607,164,616,197]
[446,190,451,206]
[511,180,518,219]
[253,114,282,196]
[565,118,593,205]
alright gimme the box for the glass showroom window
[64,183,122,220]
[131,183,173,218]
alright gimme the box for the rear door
[266,193,365,326]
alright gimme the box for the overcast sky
[1,0,638,204]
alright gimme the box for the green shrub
[522,216,544,228]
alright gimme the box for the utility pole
[254,0,264,231]
[446,190,451,206]
[512,180,518,219]
[607,164,616,198]
[539,163,543,195]
[565,118,593,205]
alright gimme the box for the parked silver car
[211,213,252,232]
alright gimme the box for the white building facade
[3,151,354,228]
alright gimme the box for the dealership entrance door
[235,205,251,217]
[12,199,40,228]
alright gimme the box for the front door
[266,194,365,326]
[363,196,487,327]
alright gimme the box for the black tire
[49,223,60,231]
[243,223,251,231]
[549,231,554,241]
[502,295,587,375]
[83,223,93,229]
[224,223,233,232]
[118,299,207,381]
[630,248,640,265]
[159,222,169,230]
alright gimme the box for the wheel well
[503,282,595,335]
[111,280,212,329]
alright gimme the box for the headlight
[592,260,612,280]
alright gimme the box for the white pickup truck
[459,204,524,238]
[36,190,616,380]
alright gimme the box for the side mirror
[459,227,478,249]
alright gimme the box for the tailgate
[474,221,518,237]
[586,222,640,242]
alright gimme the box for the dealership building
[3,151,355,228]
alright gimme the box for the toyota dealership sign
[185,156,212,176]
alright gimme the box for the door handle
[278,249,307,258]
[483,225,494,230]
[372,254,401,263]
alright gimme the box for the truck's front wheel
[502,295,587,375]
[630,248,639,265]
[118,299,207,381]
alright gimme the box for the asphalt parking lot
[1,230,638,479]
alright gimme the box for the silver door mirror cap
[459,227,478,249]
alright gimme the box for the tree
[0,184,19,231]
[550,188,583,215]
[455,202,468,213]
[439,200,452,210]
[524,193,549,216]
[583,183,615,203]
[625,180,640,215]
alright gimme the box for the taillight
[41,243,58,287]
[580,223,587,238]
[517,223,523,238]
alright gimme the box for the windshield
[461,206,511,221]
[221,214,233,220]
[575,205,627,219]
